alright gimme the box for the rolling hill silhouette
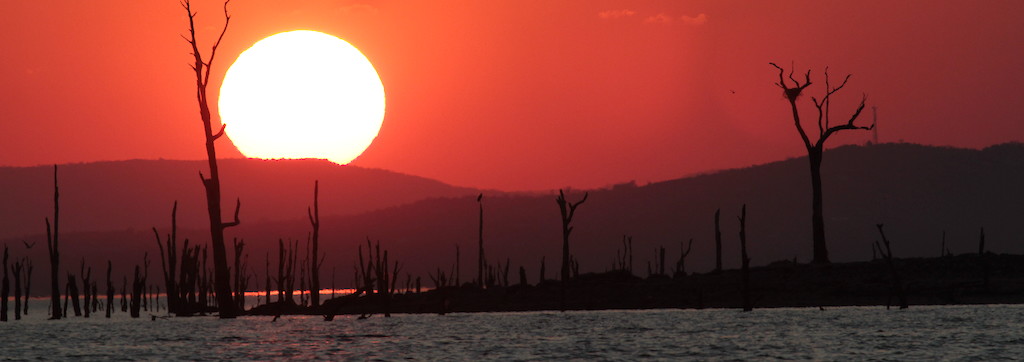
[4,143,1022,293]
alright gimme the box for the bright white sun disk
[219,30,385,164]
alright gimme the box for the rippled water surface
[2,304,1023,360]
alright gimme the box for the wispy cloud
[598,9,636,19]
[644,13,673,24]
[681,13,708,26]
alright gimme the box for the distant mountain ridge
[0,158,482,239]
[3,143,1023,292]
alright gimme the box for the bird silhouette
[22,240,35,249]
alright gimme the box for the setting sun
[218,30,385,164]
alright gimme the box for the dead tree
[286,240,298,304]
[373,242,401,317]
[131,265,143,318]
[105,261,114,318]
[714,209,722,273]
[233,238,246,310]
[13,258,22,320]
[141,253,151,312]
[198,246,209,312]
[121,276,128,312]
[45,165,62,320]
[874,224,908,309]
[91,283,98,314]
[356,240,400,317]
[80,259,91,318]
[615,235,633,274]
[770,63,873,264]
[674,238,694,278]
[182,0,240,319]
[477,193,485,288]
[556,189,588,282]
[21,259,31,316]
[153,201,181,314]
[357,241,375,294]
[307,180,323,307]
[738,205,751,312]
[66,273,81,317]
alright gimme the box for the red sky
[2,1,1022,191]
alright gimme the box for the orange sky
[2,1,1022,190]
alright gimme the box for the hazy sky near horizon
[2,1,1022,190]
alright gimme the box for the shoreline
[245,253,1024,317]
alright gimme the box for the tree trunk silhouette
[13,259,21,320]
[67,274,81,317]
[153,202,180,314]
[770,63,872,264]
[308,180,322,308]
[875,224,908,309]
[22,259,31,316]
[675,238,694,278]
[182,0,239,319]
[130,265,142,318]
[556,189,588,282]
[45,165,62,320]
[233,238,246,310]
[121,276,128,312]
[106,261,114,318]
[738,205,752,312]
[80,260,91,318]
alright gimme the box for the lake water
[2,302,1023,360]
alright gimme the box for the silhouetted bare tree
[21,257,31,316]
[770,63,873,264]
[45,165,61,320]
[80,259,91,318]
[130,265,142,318]
[874,224,908,309]
[153,202,180,314]
[556,190,588,282]
[307,181,323,307]
[12,258,22,320]
[614,235,633,274]
[66,273,81,317]
[674,238,694,278]
[738,205,751,312]
[105,261,114,318]
[233,238,247,310]
[182,0,240,318]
